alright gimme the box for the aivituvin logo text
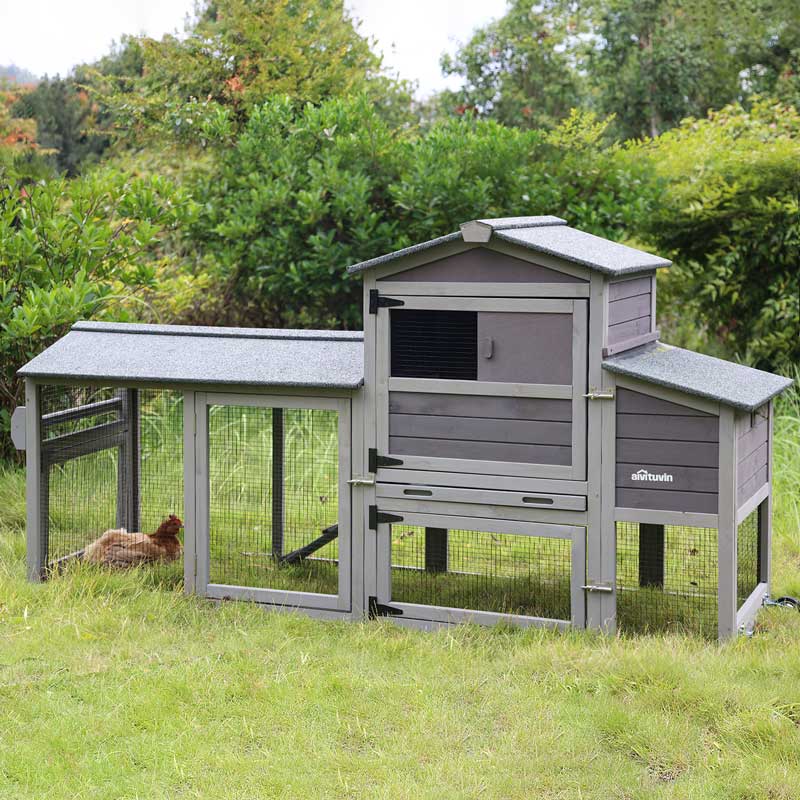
[630,468,674,483]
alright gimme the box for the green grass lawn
[1,386,799,799]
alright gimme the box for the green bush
[639,100,800,370]
[0,166,195,459]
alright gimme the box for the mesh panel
[737,507,761,608]
[207,405,340,596]
[390,309,478,379]
[389,525,572,620]
[616,522,718,636]
[38,385,183,583]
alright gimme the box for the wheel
[773,596,800,610]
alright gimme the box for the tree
[638,100,800,370]
[438,0,589,129]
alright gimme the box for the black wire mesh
[207,405,340,596]
[737,507,761,609]
[388,525,572,620]
[616,521,718,636]
[38,384,183,584]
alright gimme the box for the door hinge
[368,289,405,314]
[368,505,404,530]
[583,389,615,400]
[368,596,404,619]
[582,581,614,593]
[368,448,404,473]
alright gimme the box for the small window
[390,310,477,380]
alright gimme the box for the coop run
[15,217,793,639]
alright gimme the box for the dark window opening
[390,309,477,380]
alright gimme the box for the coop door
[370,513,586,629]
[194,393,351,613]
[376,297,588,481]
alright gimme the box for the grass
[0,382,799,798]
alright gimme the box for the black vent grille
[390,310,477,380]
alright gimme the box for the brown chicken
[83,515,183,567]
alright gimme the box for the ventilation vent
[390,310,477,380]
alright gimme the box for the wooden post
[25,379,45,581]
[120,388,141,533]
[638,523,664,588]
[424,528,448,572]
[272,407,284,558]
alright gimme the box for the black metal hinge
[368,289,405,314]
[368,596,404,619]
[368,448,403,473]
[368,505,403,530]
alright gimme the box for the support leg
[424,527,448,573]
[272,407,284,558]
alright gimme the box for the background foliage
[1,0,798,457]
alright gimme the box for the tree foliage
[0,166,195,458]
[639,100,800,369]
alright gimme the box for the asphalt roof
[603,342,793,411]
[18,322,364,389]
[346,216,671,277]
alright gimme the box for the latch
[347,476,375,487]
[368,448,403,473]
[368,596,404,619]
[368,505,403,530]
[582,581,614,593]
[368,290,405,314]
[583,389,615,400]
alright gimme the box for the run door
[194,393,352,614]
[370,512,586,629]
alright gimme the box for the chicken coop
[15,216,793,639]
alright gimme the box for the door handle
[480,337,494,359]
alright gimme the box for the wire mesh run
[616,522,718,636]
[388,525,572,620]
[39,385,184,584]
[737,507,761,609]
[207,405,340,596]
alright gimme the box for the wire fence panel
[389,525,572,620]
[616,521,718,636]
[737,507,761,609]
[207,404,340,596]
[38,385,183,585]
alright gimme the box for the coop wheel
[773,596,800,611]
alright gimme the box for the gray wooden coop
[15,216,793,638]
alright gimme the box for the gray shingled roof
[18,322,364,389]
[603,342,793,411]
[346,216,670,276]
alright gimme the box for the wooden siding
[389,390,573,466]
[379,247,587,284]
[607,275,653,347]
[736,405,770,504]
[615,388,720,514]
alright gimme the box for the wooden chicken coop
[15,216,793,638]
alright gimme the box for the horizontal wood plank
[737,417,769,460]
[388,392,572,421]
[608,292,651,325]
[616,413,719,442]
[616,463,719,493]
[389,413,572,446]
[737,441,768,486]
[389,436,572,465]
[737,466,768,505]
[607,315,651,345]
[616,388,714,418]
[608,276,652,301]
[615,487,718,514]
[617,438,719,469]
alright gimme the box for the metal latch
[368,505,403,530]
[583,389,615,400]
[582,581,614,593]
[368,596,404,619]
[347,476,375,487]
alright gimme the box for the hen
[83,515,183,567]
